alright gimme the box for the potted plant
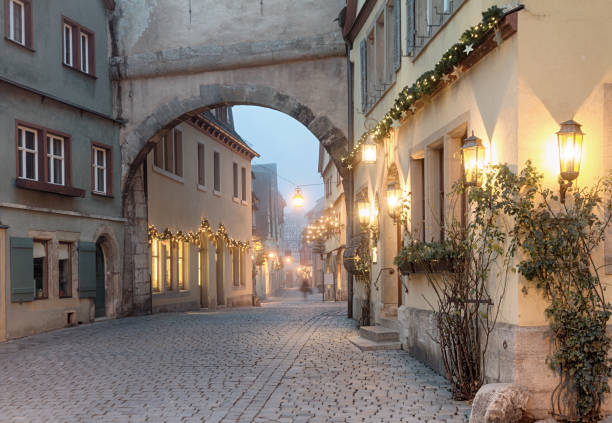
[394,240,457,275]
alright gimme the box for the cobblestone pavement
[0,289,471,423]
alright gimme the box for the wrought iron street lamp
[460,131,485,187]
[362,137,377,164]
[386,181,402,221]
[557,120,584,203]
[357,198,371,228]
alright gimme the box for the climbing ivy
[510,162,612,422]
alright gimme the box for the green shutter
[360,38,367,112]
[78,241,97,298]
[10,237,34,302]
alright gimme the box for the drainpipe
[344,39,354,319]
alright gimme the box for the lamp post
[556,120,584,203]
[460,131,486,187]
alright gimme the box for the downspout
[344,39,355,319]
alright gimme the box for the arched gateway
[110,0,351,314]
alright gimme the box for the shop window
[33,240,47,299]
[58,242,72,298]
[239,248,245,286]
[232,247,240,287]
[178,242,185,290]
[162,240,171,291]
[151,240,160,292]
[5,0,32,49]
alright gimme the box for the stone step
[377,317,401,332]
[348,336,402,351]
[359,325,399,342]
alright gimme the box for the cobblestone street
[0,289,471,423]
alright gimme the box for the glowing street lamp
[362,137,377,164]
[556,120,584,203]
[460,131,486,187]
[386,181,402,221]
[291,187,305,208]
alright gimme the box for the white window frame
[17,125,38,181]
[63,23,73,66]
[80,32,89,73]
[9,0,25,45]
[92,146,107,194]
[46,134,65,186]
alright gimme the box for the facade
[146,107,257,311]
[0,0,122,341]
[252,163,285,297]
[344,0,612,417]
[303,197,326,293]
[318,145,347,301]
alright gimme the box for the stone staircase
[349,325,401,351]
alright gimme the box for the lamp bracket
[559,178,572,204]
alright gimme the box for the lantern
[362,137,377,163]
[557,120,583,182]
[461,131,486,187]
[291,187,305,208]
[386,181,402,221]
[357,198,371,227]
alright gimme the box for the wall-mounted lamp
[362,137,377,164]
[557,120,584,203]
[460,131,486,187]
[386,181,402,221]
[357,198,372,228]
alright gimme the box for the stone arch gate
[110,0,351,315]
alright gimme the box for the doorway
[95,240,106,318]
[216,239,225,305]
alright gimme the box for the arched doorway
[95,239,106,318]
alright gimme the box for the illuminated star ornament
[452,65,463,79]
[441,73,450,83]
[463,44,474,55]
[409,104,417,113]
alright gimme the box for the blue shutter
[394,0,402,72]
[360,38,367,112]
[406,0,415,56]
[78,241,97,298]
[10,237,34,302]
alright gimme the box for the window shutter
[394,0,401,72]
[10,237,34,302]
[78,241,96,298]
[406,0,416,56]
[360,38,367,112]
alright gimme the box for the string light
[148,217,250,249]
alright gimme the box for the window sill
[241,200,248,206]
[16,178,85,197]
[62,63,97,80]
[92,191,113,198]
[59,296,73,299]
[213,190,222,198]
[232,197,240,204]
[197,184,207,193]
[152,165,184,184]
[4,37,35,52]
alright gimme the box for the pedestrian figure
[300,279,310,300]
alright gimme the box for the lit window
[46,134,65,185]
[233,247,240,286]
[151,240,160,292]
[17,126,37,181]
[163,241,172,291]
[178,242,185,290]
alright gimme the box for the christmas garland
[341,6,506,169]
[148,218,250,249]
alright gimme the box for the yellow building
[344,0,612,418]
[146,107,258,311]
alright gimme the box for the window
[58,242,71,298]
[33,240,47,299]
[239,248,245,286]
[15,122,82,196]
[213,151,220,192]
[153,128,183,178]
[177,242,185,290]
[232,247,240,287]
[92,143,112,195]
[151,240,160,292]
[411,158,425,242]
[63,23,73,66]
[241,167,247,201]
[162,241,171,291]
[46,134,65,185]
[6,0,31,49]
[62,17,95,76]
[233,162,239,199]
[360,0,401,112]
[197,143,205,186]
[17,125,37,181]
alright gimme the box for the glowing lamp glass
[362,143,377,163]
[461,131,485,187]
[386,181,402,220]
[291,188,305,208]
[556,120,583,182]
[357,198,371,227]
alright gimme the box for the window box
[398,259,457,275]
